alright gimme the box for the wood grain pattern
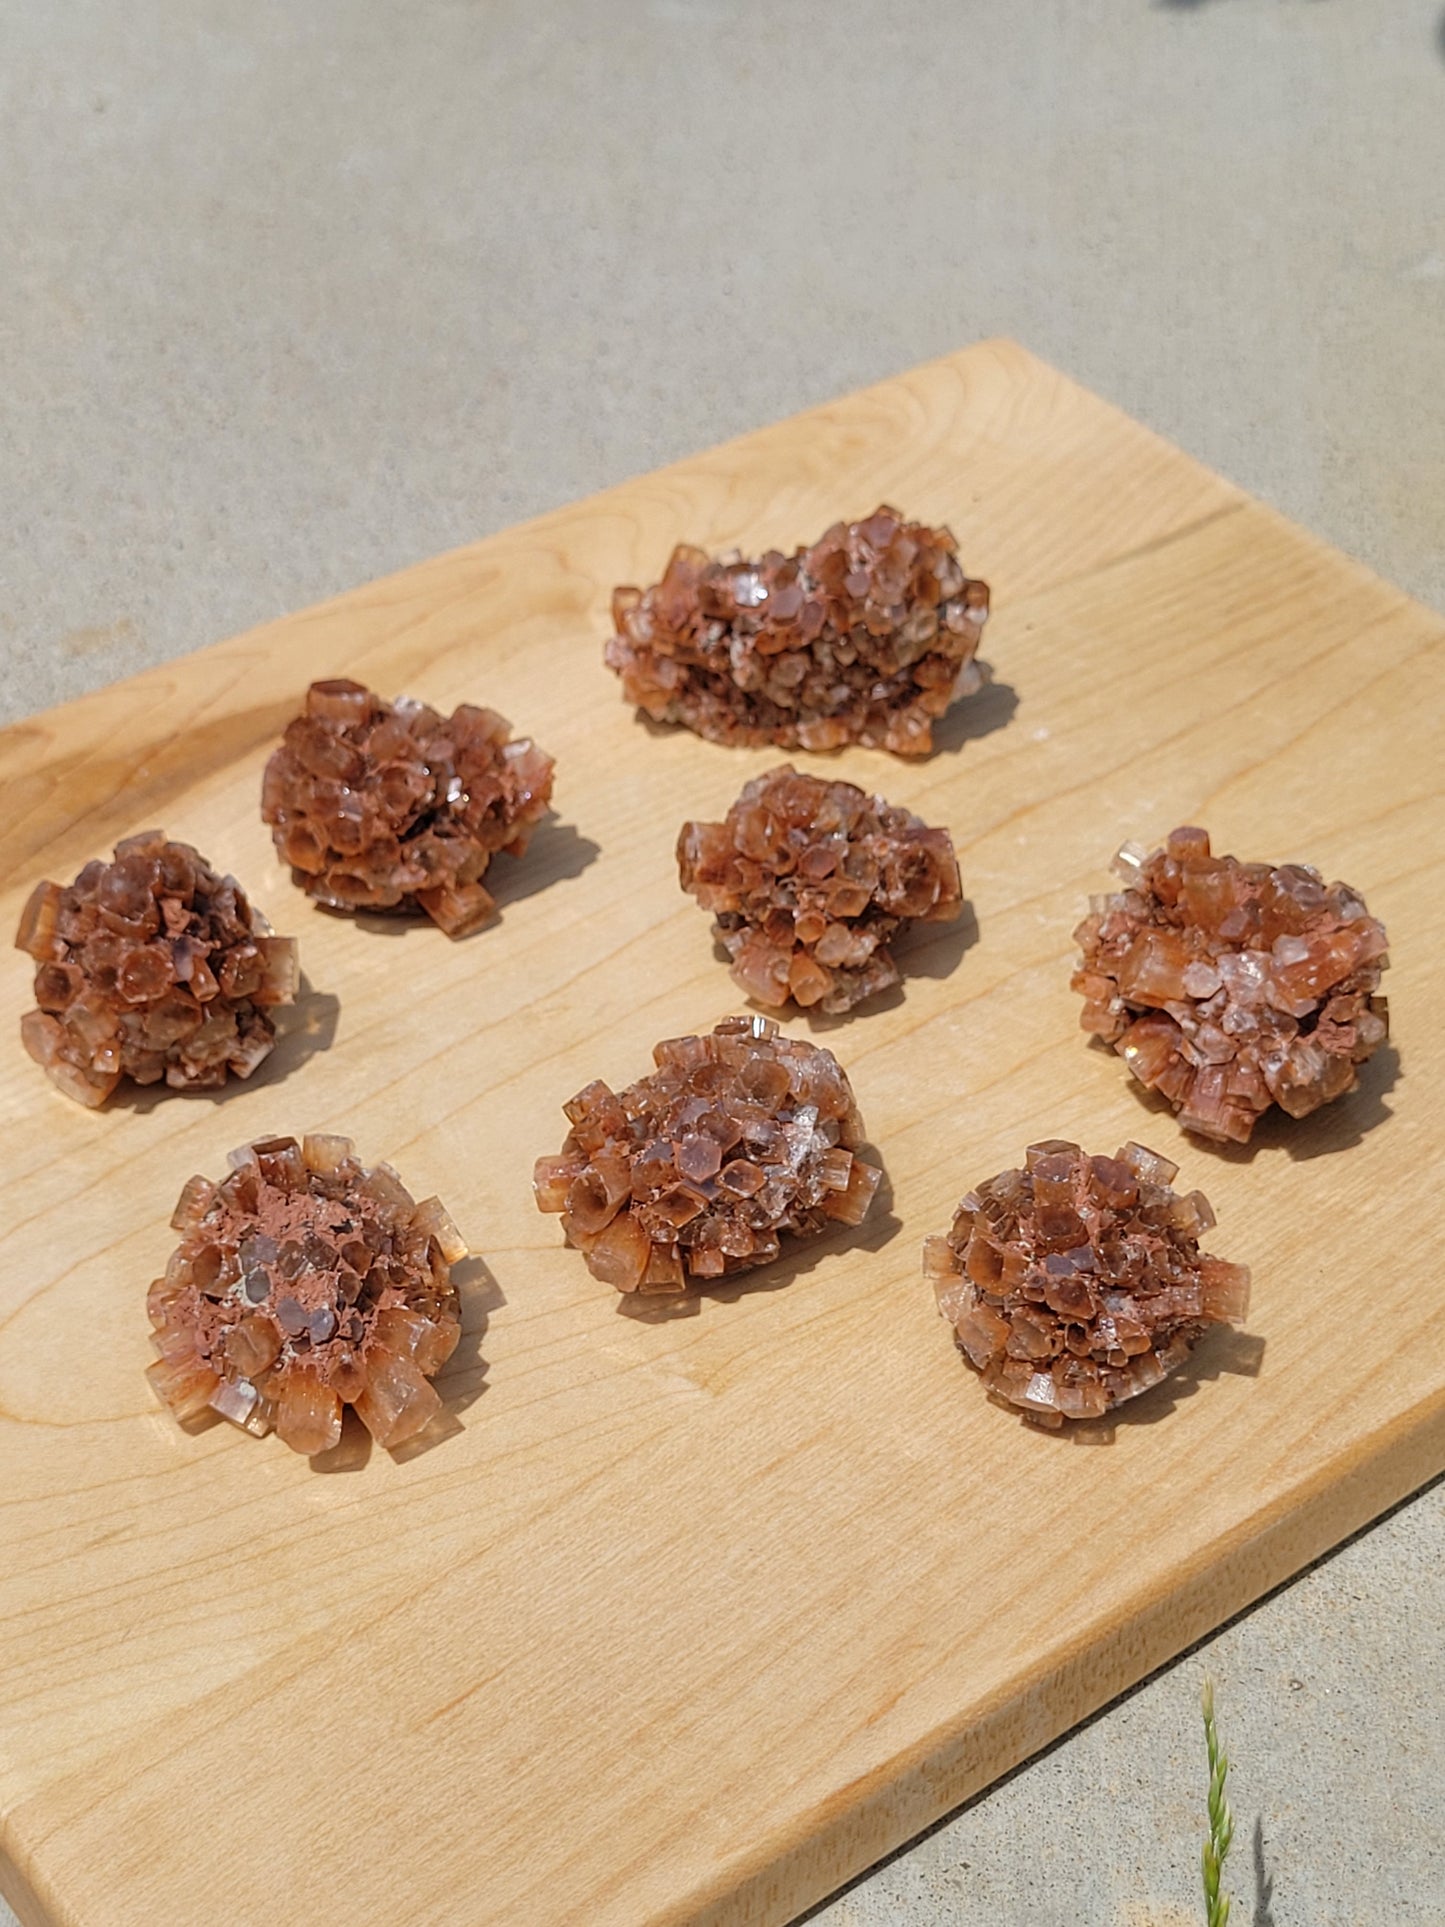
[1,339,1442,1927]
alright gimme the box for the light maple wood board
[1,339,1443,1927]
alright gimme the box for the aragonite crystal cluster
[927,1139,1250,1427]
[533,1016,882,1292]
[678,766,963,1012]
[606,506,990,755]
[262,679,556,937]
[147,1134,466,1454]
[1072,827,1390,1144]
[14,832,298,1107]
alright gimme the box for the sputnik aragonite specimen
[1072,827,1390,1144]
[606,506,989,755]
[148,1135,466,1455]
[928,1140,1250,1427]
[15,832,298,1107]
[678,766,964,1012]
[533,1016,882,1292]
[262,679,556,937]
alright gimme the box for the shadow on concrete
[1253,1815,1278,1927]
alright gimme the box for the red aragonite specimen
[14,831,298,1107]
[262,679,556,936]
[927,1139,1250,1427]
[677,765,964,1012]
[147,1134,466,1455]
[533,1015,882,1292]
[605,506,990,756]
[1072,827,1390,1144]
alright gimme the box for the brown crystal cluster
[606,506,990,755]
[928,1139,1250,1427]
[147,1134,467,1454]
[262,679,556,937]
[1072,827,1390,1144]
[533,1016,881,1292]
[14,832,298,1107]
[677,766,963,1012]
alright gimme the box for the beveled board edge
[2,338,1442,1927]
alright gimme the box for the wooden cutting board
[1,340,1442,1927]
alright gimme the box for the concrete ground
[2,2,1442,1921]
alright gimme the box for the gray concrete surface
[810,1482,1445,1926]
[2,2,1442,1922]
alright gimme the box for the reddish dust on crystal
[147,1135,466,1455]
